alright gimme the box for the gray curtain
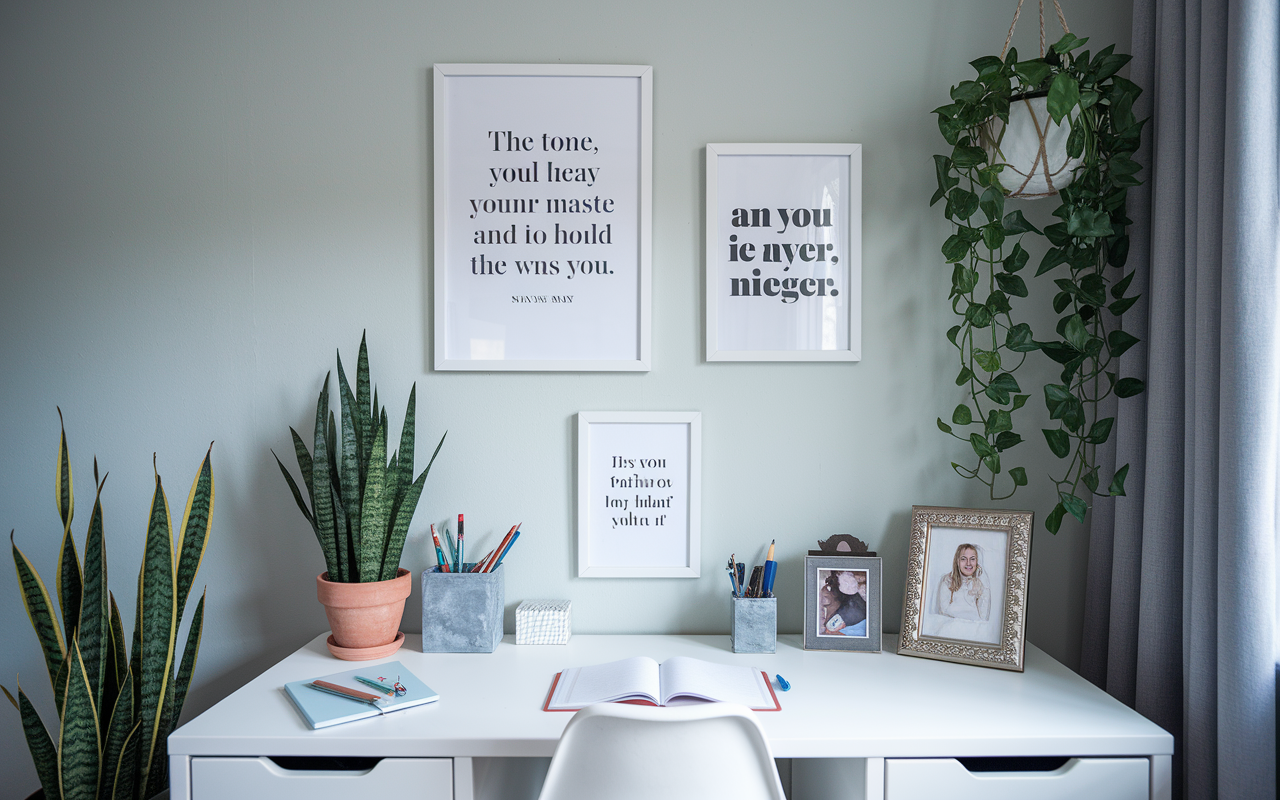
[1083,0,1278,797]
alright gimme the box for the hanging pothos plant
[931,31,1146,533]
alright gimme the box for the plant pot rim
[316,567,412,608]
[318,566,411,585]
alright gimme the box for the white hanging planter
[981,93,1081,199]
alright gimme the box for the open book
[544,656,780,711]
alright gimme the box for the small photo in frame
[803,555,882,652]
[898,506,1033,671]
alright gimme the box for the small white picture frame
[576,412,702,578]
[705,143,862,361]
[434,64,653,371]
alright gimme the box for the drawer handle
[957,756,1071,773]
[266,756,384,774]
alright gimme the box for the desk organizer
[516,599,572,644]
[730,596,777,653]
[421,564,504,653]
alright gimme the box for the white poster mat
[434,65,651,371]
[706,144,862,361]
[577,412,702,578]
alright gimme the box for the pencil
[482,524,520,572]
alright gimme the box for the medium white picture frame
[576,412,702,578]
[434,64,653,371]
[705,143,862,362]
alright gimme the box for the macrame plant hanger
[986,0,1076,198]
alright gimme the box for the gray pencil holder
[421,564,504,653]
[730,596,777,654]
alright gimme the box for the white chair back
[536,702,786,800]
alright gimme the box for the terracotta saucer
[326,631,405,661]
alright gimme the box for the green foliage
[275,333,446,583]
[933,35,1146,530]
[4,415,214,800]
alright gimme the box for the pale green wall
[0,1,1132,795]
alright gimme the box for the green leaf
[956,366,973,386]
[985,409,1013,434]
[952,264,980,294]
[1109,464,1131,496]
[986,291,1012,316]
[1079,274,1108,307]
[969,433,996,459]
[358,417,390,582]
[175,444,214,619]
[1066,122,1086,159]
[946,325,962,345]
[1045,503,1067,534]
[382,470,428,581]
[1087,417,1116,444]
[1053,291,1073,314]
[1116,377,1146,398]
[137,471,176,796]
[1043,428,1071,458]
[945,187,980,221]
[79,483,108,723]
[1109,295,1139,316]
[984,453,1002,475]
[59,643,101,800]
[1047,72,1081,123]
[973,349,1002,373]
[11,533,66,694]
[57,524,82,651]
[1083,469,1100,493]
[996,431,1024,451]
[1094,51,1132,81]
[101,669,134,800]
[1009,466,1028,486]
[950,80,986,104]
[1014,60,1052,88]
[985,372,1021,404]
[965,303,994,329]
[982,224,1006,251]
[1063,314,1089,351]
[174,591,204,723]
[1044,222,1072,248]
[1061,492,1089,523]
[979,186,1005,223]
[309,377,339,580]
[951,144,987,169]
[970,55,1005,75]
[1012,394,1030,410]
[936,418,953,434]
[1067,205,1115,238]
[1001,210,1041,235]
[1109,235,1131,267]
[336,359,363,568]
[1002,242,1030,273]
[1053,32,1088,54]
[1005,322,1037,352]
[6,682,60,800]
[942,234,970,263]
[931,155,958,206]
[1108,330,1140,357]
[996,273,1029,298]
[952,404,973,425]
[1037,247,1069,276]
[1112,270,1136,298]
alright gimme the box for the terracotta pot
[316,568,412,654]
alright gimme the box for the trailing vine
[932,33,1146,533]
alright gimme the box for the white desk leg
[169,754,191,800]
[864,757,884,800]
[454,756,475,800]
[1150,754,1171,800]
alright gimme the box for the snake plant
[3,411,214,800]
[274,332,445,583]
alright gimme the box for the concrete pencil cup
[421,564,504,653]
[730,595,777,654]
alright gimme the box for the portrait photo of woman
[919,526,1007,645]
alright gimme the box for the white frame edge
[704,142,863,362]
[433,63,652,372]
[577,411,702,578]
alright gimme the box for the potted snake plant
[274,333,445,660]
[5,411,214,800]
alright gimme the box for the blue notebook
[284,661,439,729]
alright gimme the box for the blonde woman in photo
[922,543,993,641]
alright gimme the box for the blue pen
[493,530,521,569]
[775,674,791,692]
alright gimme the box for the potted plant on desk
[274,333,445,660]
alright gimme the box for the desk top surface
[170,633,1172,759]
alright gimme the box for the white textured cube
[516,599,572,645]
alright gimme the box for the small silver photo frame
[897,505,1033,671]
[804,555,882,652]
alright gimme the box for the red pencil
[483,523,521,572]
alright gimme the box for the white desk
[169,633,1172,800]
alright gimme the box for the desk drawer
[191,756,452,800]
[885,757,1149,800]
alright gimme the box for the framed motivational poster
[434,64,652,371]
[705,143,862,361]
[577,412,702,578]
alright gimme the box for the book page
[658,657,772,708]
[550,656,661,708]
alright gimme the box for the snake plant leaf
[56,408,75,530]
[144,662,176,800]
[129,580,141,716]
[7,680,62,800]
[102,593,126,741]
[59,643,101,800]
[108,721,140,800]
[53,655,70,717]
[137,472,176,796]
[12,531,67,693]
[311,377,338,580]
[382,470,427,581]
[80,487,109,720]
[358,419,389,582]
[57,525,83,649]
[99,670,134,800]
[337,366,362,566]
[273,451,315,530]
[174,590,204,723]
[287,428,315,509]
[175,444,214,616]
[395,384,416,493]
[355,333,373,468]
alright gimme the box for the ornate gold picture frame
[898,506,1033,671]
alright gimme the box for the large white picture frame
[434,64,652,371]
[705,143,862,361]
[577,412,702,578]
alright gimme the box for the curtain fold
[1083,0,1278,797]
